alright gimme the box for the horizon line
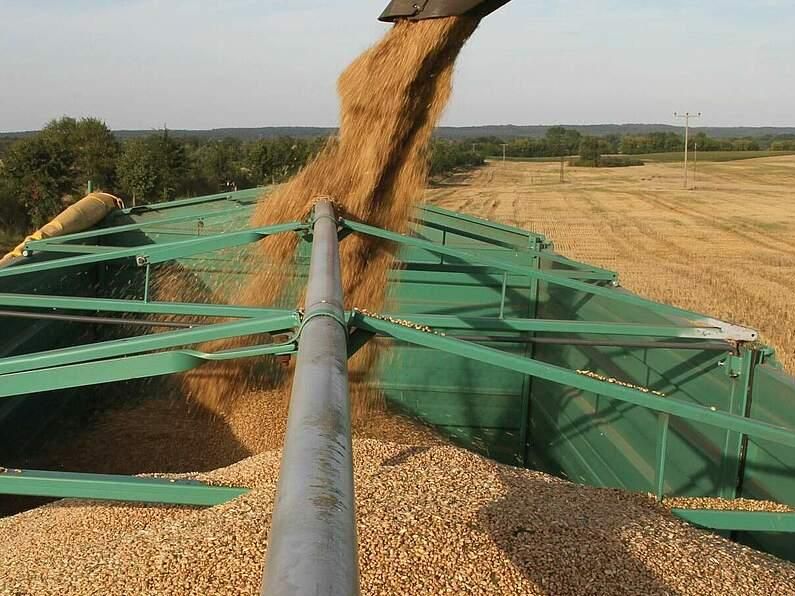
[3,122,795,135]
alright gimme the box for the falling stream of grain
[175,17,481,419]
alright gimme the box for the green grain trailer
[1,189,794,590]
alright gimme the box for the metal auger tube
[261,200,359,596]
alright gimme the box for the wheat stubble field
[427,155,795,372]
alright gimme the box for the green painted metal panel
[419,204,543,243]
[359,316,795,448]
[530,260,746,495]
[375,236,532,463]
[737,363,795,559]
[377,207,794,561]
[0,313,298,376]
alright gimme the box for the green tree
[155,129,188,200]
[0,175,29,233]
[429,140,484,176]
[0,137,19,159]
[39,117,120,190]
[579,136,606,166]
[244,140,275,186]
[267,137,315,181]
[116,138,158,204]
[603,134,621,154]
[545,126,581,156]
[771,140,795,151]
[244,137,325,186]
[0,117,120,226]
[71,118,120,189]
[545,126,566,155]
[2,134,74,226]
[730,138,760,151]
[116,130,188,204]
[193,139,246,192]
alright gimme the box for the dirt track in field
[427,156,795,372]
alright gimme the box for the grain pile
[32,386,442,476]
[174,16,480,416]
[666,496,795,513]
[2,439,794,596]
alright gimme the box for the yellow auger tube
[0,192,123,266]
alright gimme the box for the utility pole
[501,143,508,162]
[693,142,698,190]
[674,111,701,189]
[559,155,565,183]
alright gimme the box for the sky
[0,0,793,132]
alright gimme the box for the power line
[674,111,701,189]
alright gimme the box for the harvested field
[429,155,795,372]
[636,150,795,163]
[3,439,795,596]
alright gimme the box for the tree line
[0,117,483,233]
[770,139,795,151]
[2,117,790,235]
[472,126,789,160]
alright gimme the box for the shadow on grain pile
[479,466,681,595]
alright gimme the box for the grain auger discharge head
[378,0,512,22]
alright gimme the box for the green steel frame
[672,509,795,532]
[0,468,247,506]
[341,218,758,342]
[0,192,792,538]
[0,221,306,277]
[350,313,795,448]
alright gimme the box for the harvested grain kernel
[2,439,794,596]
[353,307,438,335]
[577,369,666,397]
[666,496,795,513]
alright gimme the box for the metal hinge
[719,354,745,378]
